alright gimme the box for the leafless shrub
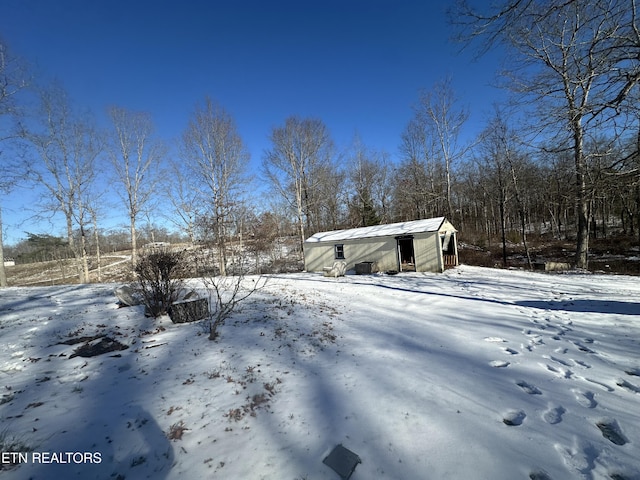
[135,249,188,317]
[201,273,266,341]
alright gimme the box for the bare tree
[167,158,201,244]
[107,106,162,266]
[397,117,439,221]
[346,136,391,226]
[0,38,29,287]
[478,108,534,268]
[477,115,512,266]
[181,97,250,275]
[262,116,335,259]
[413,77,470,222]
[453,0,640,268]
[25,83,101,283]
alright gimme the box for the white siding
[304,217,457,274]
[304,236,398,273]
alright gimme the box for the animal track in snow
[502,409,526,426]
[502,347,519,355]
[516,380,542,395]
[542,404,566,424]
[572,389,597,408]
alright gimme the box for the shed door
[396,236,416,272]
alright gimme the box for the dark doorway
[396,236,416,272]
[441,232,457,268]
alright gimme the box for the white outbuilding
[304,216,458,274]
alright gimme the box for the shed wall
[304,236,398,273]
[413,232,443,272]
[304,232,445,273]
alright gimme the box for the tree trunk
[80,227,90,283]
[509,162,532,269]
[93,211,101,282]
[0,207,7,288]
[499,191,507,267]
[574,125,589,270]
[445,159,453,222]
[130,215,138,266]
[66,212,87,283]
[216,213,227,276]
[636,185,640,247]
[296,185,306,264]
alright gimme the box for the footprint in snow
[608,471,637,480]
[529,470,552,480]
[582,377,614,392]
[484,337,507,343]
[489,360,510,368]
[596,418,628,446]
[573,341,595,354]
[572,389,597,408]
[542,404,566,424]
[503,347,519,355]
[544,363,573,379]
[502,409,526,426]
[527,335,545,347]
[544,355,571,367]
[517,380,542,395]
[624,367,640,377]
[571,359,591,369]
[554,438,597,476]
[615,378,640,394]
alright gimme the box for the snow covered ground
[1,265,639,479]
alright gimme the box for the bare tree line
[1,0,639,284]
[452,0,640,268]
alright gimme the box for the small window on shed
[334,244,345,259]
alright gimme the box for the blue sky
[1,0,505,244]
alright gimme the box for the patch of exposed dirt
[67,336,129,358]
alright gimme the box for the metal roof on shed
[305,217,451,243]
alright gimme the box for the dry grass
[167,421,188,441]
[4,253,135,287]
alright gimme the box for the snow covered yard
[0,265,639,480]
